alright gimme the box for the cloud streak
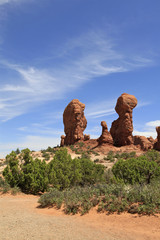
[0,31,154,121]
[85,99,116,119]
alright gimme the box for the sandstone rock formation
[147,136,155,145]
[61,99,87,145]
[134,135,153,151]
[84,134,90,141]
[60,135,65,147]
[154,126,160,150]
[110,93,137,146]
[98,121,113,146]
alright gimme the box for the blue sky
[0,0,160,157]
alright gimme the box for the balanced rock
[154,126,160,150]
[134,135,153,151]
[61,99,87,145]
[110,93,137,146]
[98,121,113,145]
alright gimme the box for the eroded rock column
[61,99,87,145]
[154,126,160,150]
[98,121,113,146]
[110,93,137,146]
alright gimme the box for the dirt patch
[0,194,160,240]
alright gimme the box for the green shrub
[3,151,21,188]
[48,148,105,189]
[3,149,49,194]
[42,152,50,161]
[94,159,100,163]
[14,148,20,155]
[3,148,104,194]
[112,156,160,184]
[106,151,115,162]
[144,150,160,164]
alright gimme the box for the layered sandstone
[61,99,87,145]
[98,121,113,146]
[110,93,137,146]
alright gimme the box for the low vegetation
[2,148,104,194]
[0,176,20,195]
[2,146,160,215]
[103,151,136,162]
[38,182,160,215]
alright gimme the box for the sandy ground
[0,194,160,240]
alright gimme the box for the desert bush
[112,156,160,184]
[81,151,91,159]
[48,148,105,189]
[38,181,160,215]
[14,148,20,155]
[91,150,100,156]
[3,151,21,187]
[144,150,160,164]
[3,149,49,194]
[94,159,100,163]
[11,186,21,195]
[0,176,10,193]
[42,152,50,161]
[3,148,105,194]
[106,151,114,162]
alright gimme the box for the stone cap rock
[115,93,137,115]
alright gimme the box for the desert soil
[0,194,160,240]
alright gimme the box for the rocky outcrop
[134,135,153,151]
[98,121,113,146]
[84,134,90,141]
[147,136,155,145]
[61,99,87,145]
[110,93,137,146]
[154,126,160,150]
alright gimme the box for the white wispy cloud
[85,99,116,119]
[0,0,31,5]
[18,124,63,136]
[0,31,154,121]
[146,120,160,127]
[133,120,160,138]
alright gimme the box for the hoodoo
[98,121,113,146]
[61,99,87,145]
[154,126,160,151]
[110,93,137,146]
